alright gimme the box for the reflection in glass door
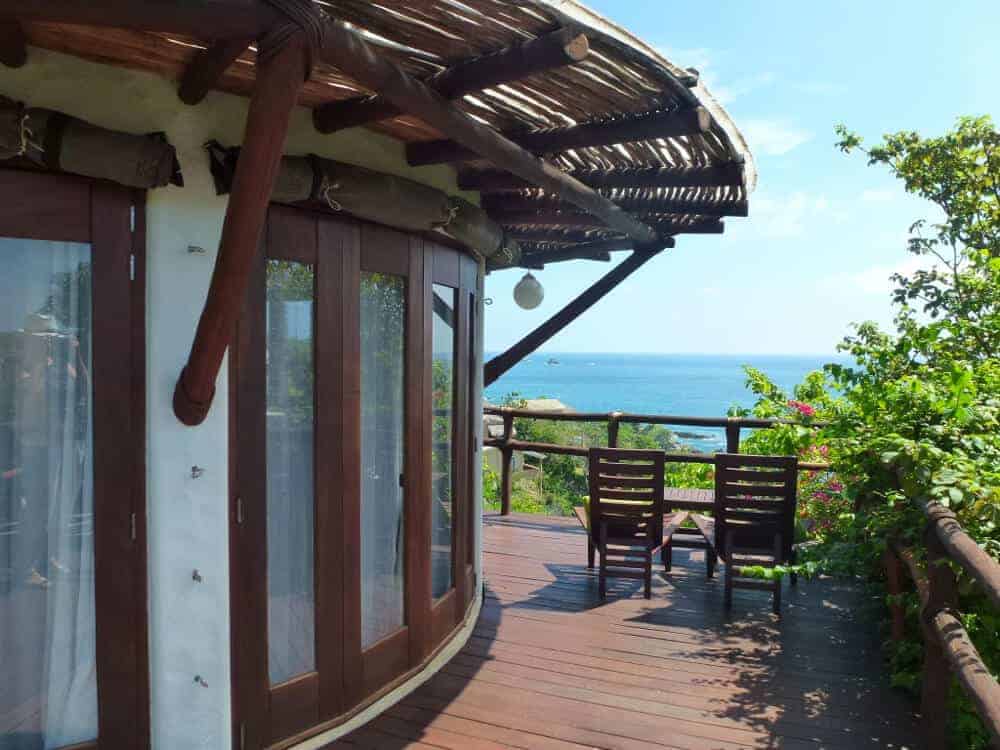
[265,260,317,686]
[430,285,456,599]
[359,272,406,648]
[0,238,97,748]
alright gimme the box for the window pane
[0,238,98,748]
[431,285,456,599]
[360,272,406,648]
[266,260,316,686]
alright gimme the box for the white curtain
[360,273,406,649]
[0,238,97,750]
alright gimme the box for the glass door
[0,171,147,750]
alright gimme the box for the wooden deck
[335,513,920,749]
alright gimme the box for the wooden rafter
[407,106,711,166]
[314,27,589,133]
[507,218,722,244]
[178,38,253,105]
[173,33,308,426]
[0,0,279,37]
[484,250,662,385]
[482,194,748,218]
[316,20,660,245]
[459,163,745,192]
[492,210,729,229]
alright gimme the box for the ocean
[483,352,843,452]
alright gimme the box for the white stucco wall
[0,48,482,750]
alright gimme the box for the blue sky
[483,0,1000,355]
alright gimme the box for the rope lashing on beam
[259,0,328,77]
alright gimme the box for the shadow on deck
[335,512,921,749]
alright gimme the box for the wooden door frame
[0,168,149,750]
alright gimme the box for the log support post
[484,250,662,386]
[173,33,309,425]
[920,524,959,750]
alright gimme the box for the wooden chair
[692,453,797,614]
[584,447,684,599]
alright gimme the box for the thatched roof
[15,0,754,268]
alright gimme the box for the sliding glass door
[0,170,147,750]
[231,208,479,749]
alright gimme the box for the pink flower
[787,400,816,418]
[818,445,830,456]
[828,481,843,493]
[813,491,830,503]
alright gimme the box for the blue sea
[484,353,844,452]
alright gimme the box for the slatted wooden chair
[692,453,798,614]
[582,447,688,599]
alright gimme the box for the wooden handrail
[482,405,830,515]
[885,503,1000,748]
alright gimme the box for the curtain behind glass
[360,273,405,648]
[0,238,97,750]
[265,260,316,686]
[430,286,456,600]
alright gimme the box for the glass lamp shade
[513,272,544,310]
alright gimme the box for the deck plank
[336,513,919,749]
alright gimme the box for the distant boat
[546,358,560,365]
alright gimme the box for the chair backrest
[587,447,664,547]
[713,453,797,561]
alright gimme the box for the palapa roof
[18,0,755,268]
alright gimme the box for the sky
[483,0,1000,355]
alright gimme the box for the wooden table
[663,486,713,559]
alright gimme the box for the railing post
[499,412,514,516]
[921,522,959,750]
[725,418,741,454]
[883,546,907,643]
[607,412,621,448]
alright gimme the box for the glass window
[266,260,316,686]
[360,272,406,648]
[0,238,97,748]
[431,285,456,599]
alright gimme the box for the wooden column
[883,548,907,642]
[173,34,308,425]
[725,420,741,453]
[607,412,621,448]
[484,250,662,387]
[499,413,514,516]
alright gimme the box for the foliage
[820,117,999,748]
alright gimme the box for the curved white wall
[0,48,483,750]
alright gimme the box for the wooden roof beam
[459,163,745,192]
[482,194,748,218]
[317,19,660,245]
[407,106,711,166]
[0,0,279,38]
[314,27,589,133]
[179,38,254,105]
[521,248,612,266]
[491,209,734,228]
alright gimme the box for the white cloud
[825,256,936,296]
[741,119,814,156]
[741,191,843,239]
[860,188,896,202]
[657,47,775,105]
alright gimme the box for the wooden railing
[482,405,829,516]
[884,498,1000,748]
